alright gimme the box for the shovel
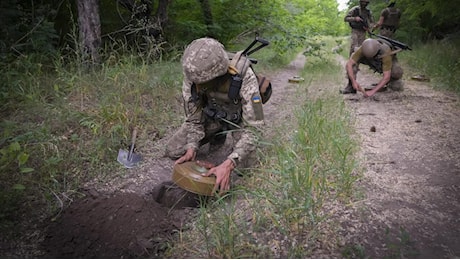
[117,128,142,168]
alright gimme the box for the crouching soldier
[340,38,404,97]
[165,37,265,195]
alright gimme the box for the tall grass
[0,52,183,231]
[399,38,460,93]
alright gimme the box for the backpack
[227,38,272,104]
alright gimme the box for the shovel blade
[117,149,142,168]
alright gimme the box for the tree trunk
[155,0,170,28]
[198,0,213,36]
[77,0,101,66]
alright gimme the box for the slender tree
[77,0,101,66]
[198,0,214,36]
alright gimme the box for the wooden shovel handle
[128,127,137,159]
[130,127,138,145]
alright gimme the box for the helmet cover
[362,38,381,58]
[181,38,229,84]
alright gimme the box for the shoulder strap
[228,51,251,77]
[377,48,403,59]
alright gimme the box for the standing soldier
[373,1,402,38]
[344,0,374,57]
[341,0,374,94]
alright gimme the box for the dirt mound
[42,190,196,258]
[41,140,229,258]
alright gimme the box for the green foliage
[342,243,366,258]
[0,50,183,232]
[383,226,419,258]
[0,0,59,60]
[344,0,459,43]
[402,38,460,93]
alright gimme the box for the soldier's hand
[202,159,235,195]
[353,83,365,93]
[364,89,376,97]
[174,148,196,165]
[196,160,216,169]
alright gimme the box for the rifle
[369,31,412,51]
[242,36,270,56]
[236,35,270,64]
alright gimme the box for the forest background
[0,0,459,257]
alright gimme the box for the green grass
[0,53,183,232]
[394,38,460,93]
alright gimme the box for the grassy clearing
[0,37,296,237]
[168,37,360,258]
[0,54,183,232]
[394,38,460,93]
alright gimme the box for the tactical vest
[382,7,400,27]
[190,75,242,128]
[190,47,271,127]
[348,6,372,30]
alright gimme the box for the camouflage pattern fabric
[377,7,401,38]
[379,28,395,38]
[350,29,367,56]
[181,38,229,84]
[166,43,264,168]
[344,5,374,56]
[381,7,401,27]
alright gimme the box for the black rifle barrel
[370,32,412,50]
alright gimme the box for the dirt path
[35,52,460,258]
[336,62,460,258]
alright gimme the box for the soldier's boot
[339,80,357,94]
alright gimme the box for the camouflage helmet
[362,38,381,58]
[181,38,229,84]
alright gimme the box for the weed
[401,39,460,93]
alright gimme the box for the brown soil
[3,52,459,258]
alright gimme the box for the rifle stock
[242,36,270,56]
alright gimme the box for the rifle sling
[377,47,402,59]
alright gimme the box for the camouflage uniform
[344,0,374,56]
[166,38,264,168]
[350,39,404,91]
[376,5,401,38]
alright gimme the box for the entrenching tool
[117,128,142,168]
